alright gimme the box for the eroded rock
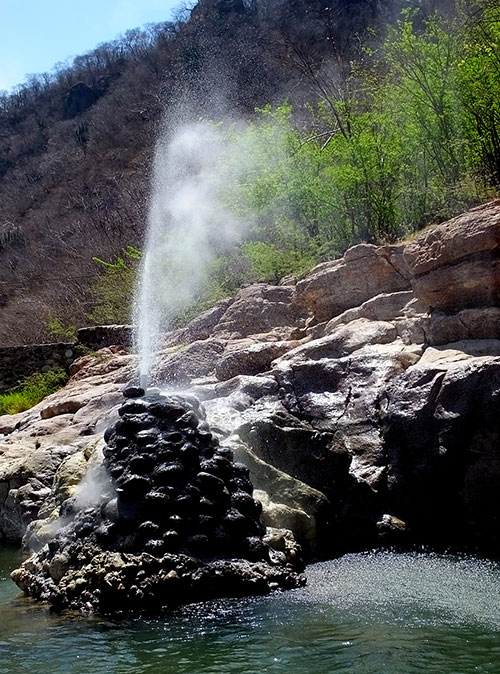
[405,200,500,312]
[12,392,305,615]
[295,243,410,324]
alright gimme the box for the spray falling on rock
[135,122,242,385]
[11,390,305,615]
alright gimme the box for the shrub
[87,246,142,325]
[46,316,77,341]
[0,367,68,415]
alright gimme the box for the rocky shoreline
[1,200,499,585]
[12,389,304,615]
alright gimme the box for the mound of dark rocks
[11,388,305,615]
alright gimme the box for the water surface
[1,547,499,673]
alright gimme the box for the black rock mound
[12,390,305,615]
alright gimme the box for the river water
[1,547,499,673]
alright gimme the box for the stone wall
[77,325,132,351]
[0,343,77,393]
[0,325,132,393]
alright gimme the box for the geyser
[134,122,240,387]
[12,390,305,615]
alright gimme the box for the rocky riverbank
[1,200,499,563]
[12,389,304,614]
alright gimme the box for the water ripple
[1,549,499,674]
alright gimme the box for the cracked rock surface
[11,391,305,615]
[2,201,500,557]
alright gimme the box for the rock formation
[12,389,304,614]
[1,200,500,570]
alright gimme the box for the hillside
[0,0,496,345]
[0,0,379,344]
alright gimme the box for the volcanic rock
[12,392,305,615]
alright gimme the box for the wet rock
[123,387,145,399]
[155,340,225,388]
[213,284,307,338]
[215,340,298,381]
[12,392,304,615]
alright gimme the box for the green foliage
[46,316,77,341]
[70,5,500,335]
[87,246,142,325]
[0,367,68,415]
[218,5,498,263]
[243,241,316,283]
[456,2,500,185]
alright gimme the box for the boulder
[163,299,233,347]
[404,200,500,312]
[381,354,500,550]
[315,290,420,337]
[0,443,75,541]
[215,339,299,381]
[295,243,410,324]
[424,307,500,345]
[154,339,225,387]
[213,284,307,338]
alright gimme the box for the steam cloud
[134,121,245,382]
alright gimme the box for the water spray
[139,372,148,393]
[133,122,243,384]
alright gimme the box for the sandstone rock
[0,444,73,541]
[257,493,317,550]
[164,299,233,346]
[0,359,131,541]
[40,398,87,419]
[0,411,26,436]
[213,284,307,338]
[424,307,500,345]
[39,379,123,420]
[72,391,122,435]
[68,350,132,382]
[25,439,107,549]
[404,200,500,312]
[215,340,298,381]
[316,291,420,337]
[295,243,410,324]
[419,342,500,366]
[278,319,398,363]
[154,339,225,387]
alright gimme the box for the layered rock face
[11,391,304,614]
[2,200,500,562]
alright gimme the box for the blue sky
[0,0,183,92]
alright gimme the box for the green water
[1,547,499,674]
